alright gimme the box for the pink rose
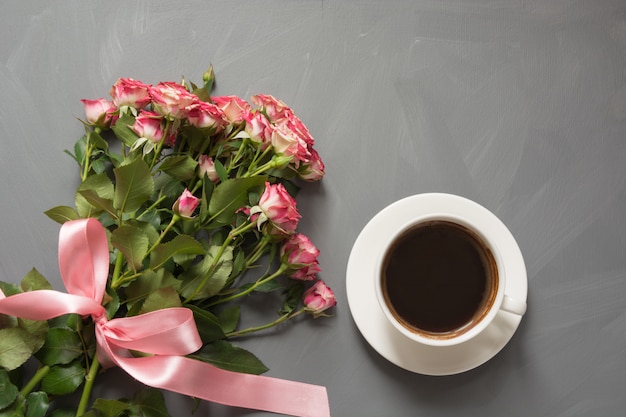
[211,95,252,124]
[109,78,151,109]
[150,82,199,119]
[250,182,300,236]
[198,155,220,183]
[132,111,175,146]
[303,280,337,318]
[80,98,117,127]
[243,111,273,147]
[250,94,291,122]
[173,188,200,219]
[281,112,315,145]
[298,147,325,181]
[280,233,321,280]
[270,123,311,165]
[185,101,228,130]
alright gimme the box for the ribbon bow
[0,219,330,417]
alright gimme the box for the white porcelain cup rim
[374,212,527,347]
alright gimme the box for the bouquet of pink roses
[0,66,335,417]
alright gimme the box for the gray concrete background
[1,1,625,416]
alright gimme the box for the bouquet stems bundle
[0,66,335,417]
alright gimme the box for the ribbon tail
[0,290,105,320]
[115,355,331,417]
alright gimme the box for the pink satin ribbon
[0,218,330,417]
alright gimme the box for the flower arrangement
[0,66,335,417]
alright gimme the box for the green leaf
[71,134,88,165]
[48,314,81,332]
[129,218,160,247]
[92,398,129,417]
[111,112,139,147]
[124,269,180,310]
[20,269,52,292]
[104,286,121,320]
[111,225,149,273]
[75,172,115,217]
[78,190,117,219]
[35,328,83,366]
[149,235,204,271]
[0,281,21,297]
[87,129,108,151]
[186,305,224,343]
[113,158,154,214]
[199,179,214,223]
[40,362,85,396]
[0,369,19,410]
[213,159,227,182]
[253,279,283,293]
[189,340,268,375]
[49,409,79,417]
[0,405,24,417]
[179,245,233,300]
[0,328,35,371]
[208,176,267,225]
[128,388,171,417]
[279,282,305,316]
[218,305,240,334]
[17,319,48,356]
[24,392,48,417]
[44,206,79,224]
[158,155,198,180]
[140,287,181,314]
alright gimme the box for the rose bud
[249,182,300,236]
[173,189,200,219]
[303,280,337,318]
[280,233,321,281]
[132,111,168,144]
[80,98,117,127]
[198,155,220,183]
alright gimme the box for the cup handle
[501,295,527,316]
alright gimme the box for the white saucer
[346,193,528,376]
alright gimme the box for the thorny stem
[110,252,125,289]
[19,365,50,397]
[226,308,304,338]
[76,355,100,417]
[146,215,180,256]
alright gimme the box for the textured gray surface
[1,1,625,416]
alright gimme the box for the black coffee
[381,220,497,336]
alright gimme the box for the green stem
[243,154,291,178]
[149,119,171,170]
[81,143,93,181]
[146,215,179,256]
[19,365,50,396]
[143,195,168,214]
[76,355,100,417]
[226,308,304,338]
[182,233,235,304]
[226,138,249,174]
[208,264,288,307]
[183,221,256,303]
[245,145,272,174]
[244,235,272,269]
[109,252,125,289]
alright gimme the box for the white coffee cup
[374,212,527,347]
